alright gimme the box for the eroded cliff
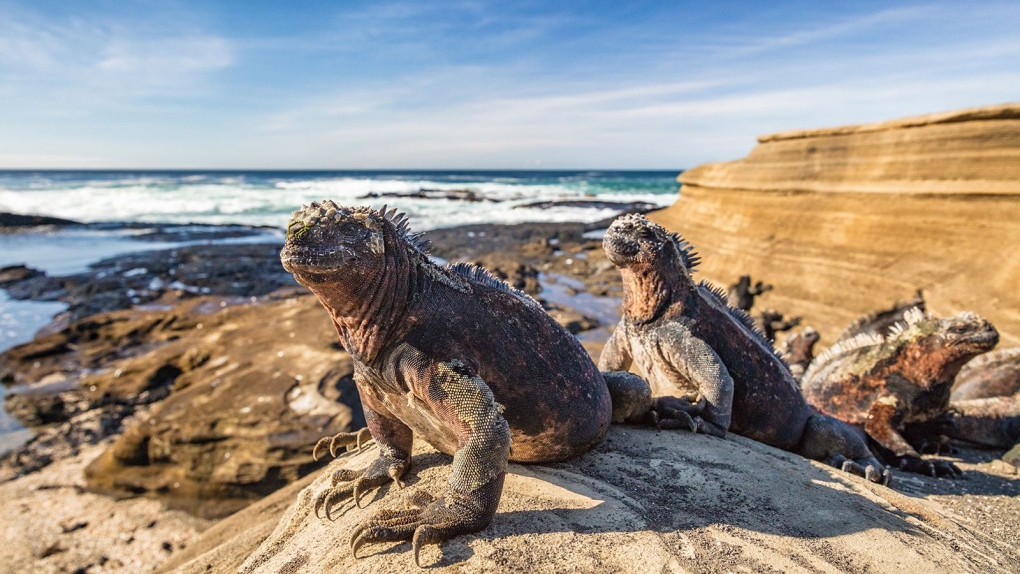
[650,103,1020,346]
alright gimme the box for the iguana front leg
[865,397,961,478]
[314,384,413,519]
[657,325,734,437]
[600,327,700,432]
[350,358,511,567]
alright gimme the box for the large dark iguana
[943,348,1020,461]
[951,347,1020,402]
[801,308,999,477]
[279,201,671,566]
[598,214,889,483]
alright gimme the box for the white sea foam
[0,172,677,230]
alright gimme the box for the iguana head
[888,308,999,357]
[280,201,427,286]
[280,201,386,284]
[602,214,700,276]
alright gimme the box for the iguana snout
[603,214,667,266]
[280,200,385,278]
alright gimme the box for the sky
[0,0,1018,170]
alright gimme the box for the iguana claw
[313,427,373,461]
[313,454,408,520]
[347,486,490,568]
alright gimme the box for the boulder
[649,103,1020,346]
[157,428,1018,574]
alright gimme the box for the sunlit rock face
[650,103,1020,346]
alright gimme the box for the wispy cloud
[0,6,233,101]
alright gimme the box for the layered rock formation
[650,103,1020,346]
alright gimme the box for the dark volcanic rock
[0,265,44,286]
[514,199,658,212]
[0,212,80,227]
[359,188,494,202]
[2,242,297,322]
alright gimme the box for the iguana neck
[307,243,425,363]
[620,265,692,324]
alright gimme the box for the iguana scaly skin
[280,201,659,566]
[944,394,1020,449]
[951,347,1020,402]
[599,214,889,483]
[802,308,998,477]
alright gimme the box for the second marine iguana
[279,201,672,566]
[951,347,1020,402]
[598,214,890,483]
[802,308,999,477]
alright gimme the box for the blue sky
[0,1,1018,169]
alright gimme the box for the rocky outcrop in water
[649,103,1020,346]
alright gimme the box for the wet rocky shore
[1,213,1018,573]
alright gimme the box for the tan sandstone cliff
[649,103,1020,346]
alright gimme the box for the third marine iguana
[598,214,889,484]
[280,201,680,566]
[802,308,998,477]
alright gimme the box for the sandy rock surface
[0,442,211,574]
[650,103,1020,348]
[161,427,1019,574]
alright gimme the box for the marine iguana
[802,308,998,477]
[727,274,772,311]
[598,214,889,483]
[936,348,1020,456]
[756,309,802,342]
[279,201,675,566]
[951,347,1020,402]
[783,326,820,381]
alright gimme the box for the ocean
[0,170,679,230]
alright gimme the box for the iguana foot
[350,474,503,567]
[825,453,892,485]
[314,453,408,520]
[896,456,962,478]
[645,396,724,434]
[313,427,373,461]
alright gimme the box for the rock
[0,264,43,286]
[1004,443,1020,468]
[649,103,1020,346]
[1,242,297,322]
[514,199,659,212]
[359,188,494,202]
[158,428,1018,574]
[0,212,79,227]
[1,294,363,517]
[541,303,599,334]
[0,442,212,574]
